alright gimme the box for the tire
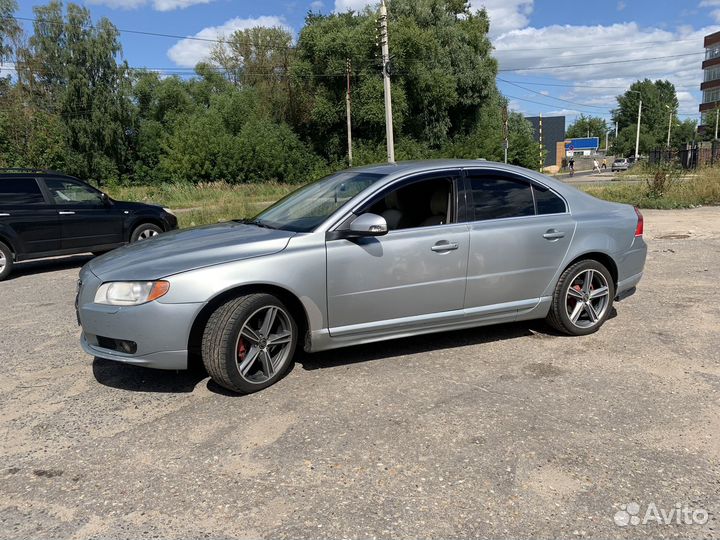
[546,259,615,336]
[0,241,13,281]
[130,223,163,243]
[201,293,298,394]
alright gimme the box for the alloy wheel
[0,251,5,272]
[137,228,159,240]
[564,269,610,329]
[234,305,294,384]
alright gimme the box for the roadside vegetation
[582,166,720,209]
[0,0,540,185]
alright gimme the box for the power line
[494,35,700,52]
[4,15,297,50]
[498,78,608,111]
[497,78,701,91]
[498,51,704,72]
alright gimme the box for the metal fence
[649,143,720,169]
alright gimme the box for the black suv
[0,169,178,281]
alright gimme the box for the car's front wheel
[546,260,615,336]
[130,223,163,243]
[0,241,14,281]
[201,293,298,394]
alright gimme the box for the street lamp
[666,104,674,149]
[629,90,642,160]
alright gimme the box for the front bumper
[81,334,188,370]
[77,268,202,370]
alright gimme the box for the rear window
[0,178,46,206]
[533,184,566,215]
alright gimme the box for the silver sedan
[77,160,647,393]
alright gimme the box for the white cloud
[617,1,626,11]
[167,15,290,68]
[494,22,714,117]
[310,0,325,9]
[334,0,375,12]
[86,0,214,10]
[470,0,533,37]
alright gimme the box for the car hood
[88,222,296,281]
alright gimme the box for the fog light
[97,336,138,354]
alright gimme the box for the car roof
[0,168,80,181]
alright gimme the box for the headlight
[94,281,170,306]
[163,207,176,217]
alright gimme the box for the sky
[11,0,720,126]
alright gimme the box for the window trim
[0,176,49,206]
[462,168,568,224]
[328,168,464,235]
[41,177,105,207]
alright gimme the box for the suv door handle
[431,241,459,252]
[543,229,565,240]
[58,211,76,215]
[0,213,10,217]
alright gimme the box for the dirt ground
[0,207,718,539]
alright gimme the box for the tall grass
[582,166,720,209]
[106,182,295,228]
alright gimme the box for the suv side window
[533,184,567,215]
[0,177,46,206]
[468,174,534,221]
[45,178,103,205]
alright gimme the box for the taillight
[634,207,644,237]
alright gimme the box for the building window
[706,45,720,61]
[703,87,720,105]
[705,66,720,83]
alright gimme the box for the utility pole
[715,107,719,140]
[502,103,508,164]
[605,130,609,152]
[615,121,618,138]
[634,97,642,160]
[379,0,395,164]
[345,58,353,167]
[539,113,543,172]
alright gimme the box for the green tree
[18,1,131,182]
[611,79,679,156]
[0,0,21,64]
[566,114,608,141]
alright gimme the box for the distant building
[700,29,720,133]
[525,115,565,168]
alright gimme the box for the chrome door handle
[0,213,10,217]
[543,229,565,240]
[58,211,76,215]
[431,241,459,252]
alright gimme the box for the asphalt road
[1,208,719,539]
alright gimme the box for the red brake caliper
[237,338,247,362]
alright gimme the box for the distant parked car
[611,158,630,172]
[77,160,647,394]
[0,169,178,281]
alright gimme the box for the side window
[469,175,534,221]
[362,175,455,231]
[533,184,566,214]
[0,177,46,206]
[45,178,102,205]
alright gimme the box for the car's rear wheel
[130,223,163,243]
[0,241,13,281]
[201,293,298,394]
[546,260,615,336]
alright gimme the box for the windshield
[251,171,385,232]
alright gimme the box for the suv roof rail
[0,168,77,178]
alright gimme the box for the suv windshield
[252,171,385,232]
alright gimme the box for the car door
[463,169,575,314]
[0,176,59,257]
[42,177,124,251]
[325,170,470,336]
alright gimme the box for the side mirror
[348,213,388,237]
[100,192,111,206]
